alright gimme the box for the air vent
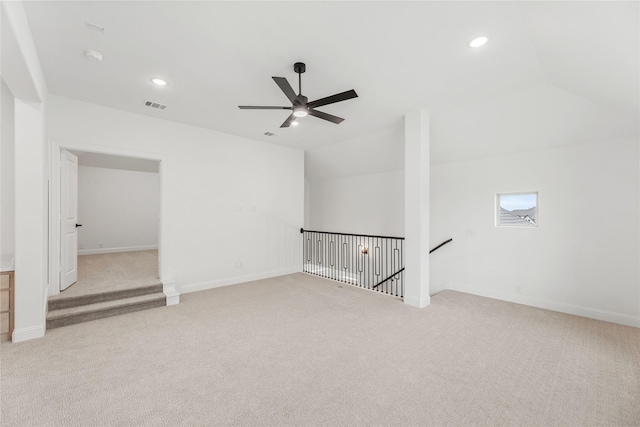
[144,100,167,110]
[264,132,277,137]
[85,21,105,33]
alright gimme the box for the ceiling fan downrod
[294,62,305,97]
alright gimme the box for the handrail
[301,228,405,297]
[300,228,404,240]
[372,267,405,289]
[372,238,452,289]
[429,238,452,254]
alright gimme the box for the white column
[404,110,430,308]
[13,100,47,341]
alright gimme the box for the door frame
[49,138,167,297]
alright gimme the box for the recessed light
[291,121,299,126]
[151,78,167,86]
[469,36,488,48]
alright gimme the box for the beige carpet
[50,250,160,300]
[2,273,639,426]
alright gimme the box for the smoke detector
[84,50,103,62]
[85,21,105,33]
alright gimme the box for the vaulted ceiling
[22,1,639,176]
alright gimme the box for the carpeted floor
[49,250,160,299]
[2,273,639,426]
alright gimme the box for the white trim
[178,268,300,294]
[12,325,45,343]
[161,277,180,306]
[49,138,168,298]
[78,245,158,256]
[451,284,640,328]
[302,264,359,284]
[302,272,403,300]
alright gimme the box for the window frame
[495,192,539,228]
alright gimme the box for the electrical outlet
[515,285,521,293]
[99,242,103,248]
[234,262,244,269]
[78,243,84,249]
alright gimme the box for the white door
[60,150,79,290]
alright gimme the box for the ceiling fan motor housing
[294,62,306,74]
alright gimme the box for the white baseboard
[178,267,300,294]
[451,284,640,328]
[78,245,158,255]
[12,324,45,343]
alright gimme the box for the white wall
[77,166,159,254]
[49,95,304,295]
[308,170,404,237]
[304,178,311,230]
[430,137,640,325]
[305,123,405,237]
[1,78,16,270]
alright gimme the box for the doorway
[49,141,167,299]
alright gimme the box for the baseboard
[451,285,640,328]
[178,267,300,294]
[78,245,158,255]
[12,324,45,343]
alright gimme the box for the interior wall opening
[51,149,161,300]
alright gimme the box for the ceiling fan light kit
[239,62,358,128]
[293,106,308,117]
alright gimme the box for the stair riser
[49,284,163,311]
[47,298,166,330]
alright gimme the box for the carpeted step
[48,283,163,311]
[46,292,166,330]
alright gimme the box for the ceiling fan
[239,62,358,128]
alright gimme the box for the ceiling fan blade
[280,112,298,128]
[307,89,358,109]
[308,109,345,124]
[272,77,299,104]
[239,106,291,110]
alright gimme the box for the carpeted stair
[47,284,166,329]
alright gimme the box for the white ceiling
[22,1,639,168]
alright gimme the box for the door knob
[75,224,83,228]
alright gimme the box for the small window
[496,192,538,227]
